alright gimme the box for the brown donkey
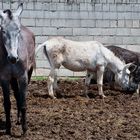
[0,3,35,135]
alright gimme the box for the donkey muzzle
[7,56,19,64]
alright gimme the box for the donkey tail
[35,41,48,54]
[35,41,52,67]
[43,45,52,67]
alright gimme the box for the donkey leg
[1,80,11,135]
[133,84,140,98]
[10,78,21,125]
[47,69,56,99]
[53,70,58,90]
[84,72,93,97]
[28,66,33,84]
[97,66,106,98]
[18,72,28,135]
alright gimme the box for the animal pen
[0,0,140,140]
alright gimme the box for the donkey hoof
[52,96,57,99]
[49,95,57,99]
[22,127,27,136]
[6,130,11,135]
[22,131,27,137]
[99,94,106,98]
[16,120,21,125]
[83,94,89,98]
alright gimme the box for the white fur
[36,37,131,98]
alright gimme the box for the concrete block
[89,12,103,19]
[76,36,94,41]
[117,45,127,49]
[36,18,51,27]
[126,45,140,53]
[57,27,73,35]
[21,11,30,18]
[132,4,140,12]
[117,12,132,19]
[57,3,65,11]
[133,20,139,28]
[34,2,43,10]
[3,2,10,9]
[26,2,34,10]
[58,68,74,77]
[65,20,81,27]
[94,4,102,11]
[58,11,80,19]
[0,2,2,9]
[95,20,110,27]
[129,0,137,3]
[51,19,66,27]
[94,36,115,45]
[107,0,115,3]
[36,60,49,68]
[72,3,80,11]
[81,20,95,27]
[45,11,58,19]
[80,3,87,11]
[118,20,125,27]
[110,20,118,27]
[87,3,94,11]
[42,27,58,35]
[74,72,85,77]
[64,4,72,11]
[42,3,50,11]
[73,28,88,36]
[109,4,117,11]
[131,12,140,20]
[125,20,133,28]
[116,28,131,36]
[34,68,50,76]
[116,4,132,12]
[11,2,18,10]
[35,11,45,18]
[123,4,132,12]
[131,29,140,36]
[103,12,117,19]
[115,37,123,45]
[100,0,107,3]
[21,18,35,26]
[102,4,110,11]
[49,3,57,11]
[80,12,89,19]
[35,36,48,44]
[115,0,123,3]
[102,28,116,36]
[29,27,42,36]
[122,37,136,45]
[36,49,47,60]
[88,28,102,35]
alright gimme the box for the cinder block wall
[1,0,140,76]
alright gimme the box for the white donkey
[36,37,133,99]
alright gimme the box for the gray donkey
[0,3,35,135]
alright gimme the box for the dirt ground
[0,79,140,140]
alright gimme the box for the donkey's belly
[62,59,91,72]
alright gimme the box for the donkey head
[115,63,138,91]
[0,3,23,64]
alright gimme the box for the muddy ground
[0,79,140,140]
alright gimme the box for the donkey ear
[0,10,6,19]
[124,63,137,73]
[14,3,23,17]
[128,63,137,73]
